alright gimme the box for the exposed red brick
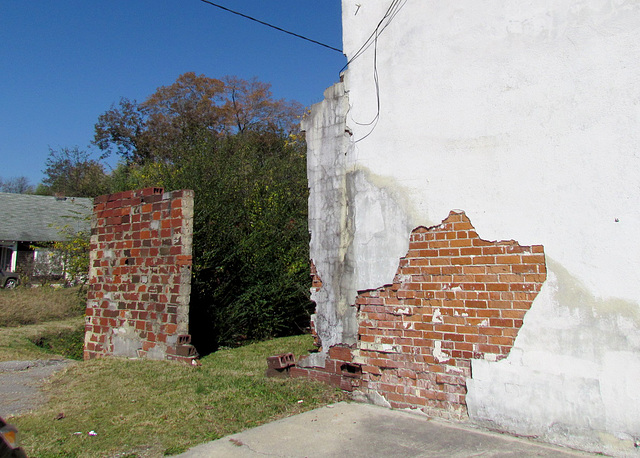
[297,211,546,419]
[84,187,196,363]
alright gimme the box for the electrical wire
[342,0,404,72]
[344,0,407,143]
[197,0,406,143]
[198,0,343,53]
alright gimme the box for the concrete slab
[176,402,592,457]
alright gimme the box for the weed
[163,446,188,456]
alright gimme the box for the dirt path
[0,359,75,418]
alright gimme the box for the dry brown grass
[0,286,86,327]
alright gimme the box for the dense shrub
[178,132,311,352]
[97,73,312,353]
[110,131,312,353]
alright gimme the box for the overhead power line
[198,0,343,54]
[348,0,407,143]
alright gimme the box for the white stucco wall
[306,0,640,454]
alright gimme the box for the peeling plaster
[300,0,640,454]
[301,83,415,359]
[361,389,392,409]
[112,321,141,358]
[433,341,450,363]
[302,83,358,351]
[467,259,640,454]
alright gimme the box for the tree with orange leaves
[94,72,303,164]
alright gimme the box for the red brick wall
[293,211,546,418]
[309,261,323,349]
[84,187,196,362]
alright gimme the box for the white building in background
[300,1,640,455]
[0,193,91,280]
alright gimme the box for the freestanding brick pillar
[84,187,197,362]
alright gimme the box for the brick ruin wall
[292,211,547,418]
[84,187,197,362]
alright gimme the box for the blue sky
[0,1,345,186]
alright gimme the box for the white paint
[342,0,640,302]
[301,83,414,358]
[431,308,443,324]
[433,341,450,363]
[361,341,401,354]
[483,353,498,363]
[467,263,640,453]
[303,0,640,454]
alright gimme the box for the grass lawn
[1,287,345,457]
[14,335,342,457]
[0,316,84,362]
[0,286,86,361]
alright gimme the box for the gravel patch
[0,359,75,417]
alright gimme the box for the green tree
[100,73,310,353]
[165,130,311,352]
[40,147,110,197]
[52,224,91,288]
[93,98,147,164]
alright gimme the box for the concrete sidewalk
[0,359,75,417]
[177,402,591,457]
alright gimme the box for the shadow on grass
[29,328,84,360]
